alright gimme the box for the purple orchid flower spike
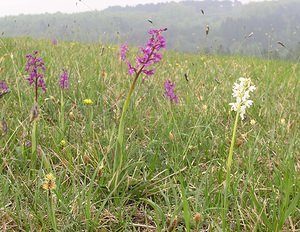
[120,28,167,79]
[0,80,10,98]
[59,69,69,90]
[164,79,178,104]
[25,51,46,101]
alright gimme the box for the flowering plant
[223,77,256,229]
[164,79,178,104]
[25,51,46,158]
[59,69,69,90]
[113,28,167,190]
[25,51,46,101]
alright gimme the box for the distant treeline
[1,0,300,60]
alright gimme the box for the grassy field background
[0,37,299,231]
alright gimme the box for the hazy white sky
[0,0,269,17]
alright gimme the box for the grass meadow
[0,37,299,231]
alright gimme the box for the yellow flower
[250,119,256,125]
[83,99,93,105]
[42,173,56,191]
[60,140,66,147]
[280,118,285,125]
[202,104,208,111]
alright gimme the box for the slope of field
[1,0,300,59]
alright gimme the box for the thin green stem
[31,119,37,160]
[112,62,148,189]
[35,77,38,102]
[223,107,240,231]
[89,107,94,138]
[113,73,139,173]
[60,90,65,135]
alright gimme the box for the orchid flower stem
[113,72,139,186]
[60,90,65,135]
[31,119,37,162]
[223,106,240,230]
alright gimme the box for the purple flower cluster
[164,80,178,104]
[59,69,69,90]
[0,80,9,97]
[0,81,8,91]
[25,51,46,92]
[52,38,57,46]
[121,28,167,79]
[119,43,128,61]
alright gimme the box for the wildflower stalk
[59,69,69,136]
[30,101,40,160]
[31,66,41,158]
[222,105,240,230]
[83,99,93,138]
[88,107,93,138]
[60,90,65,133]
[113,68,141,183]
[30,101,39,160]
[223,77,255,229]
[31,119,37,159]
[85,105,93,138]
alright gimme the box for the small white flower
[229,77,256,120]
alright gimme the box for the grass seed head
[193,212,203,224]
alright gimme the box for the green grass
[0,37,299,231]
